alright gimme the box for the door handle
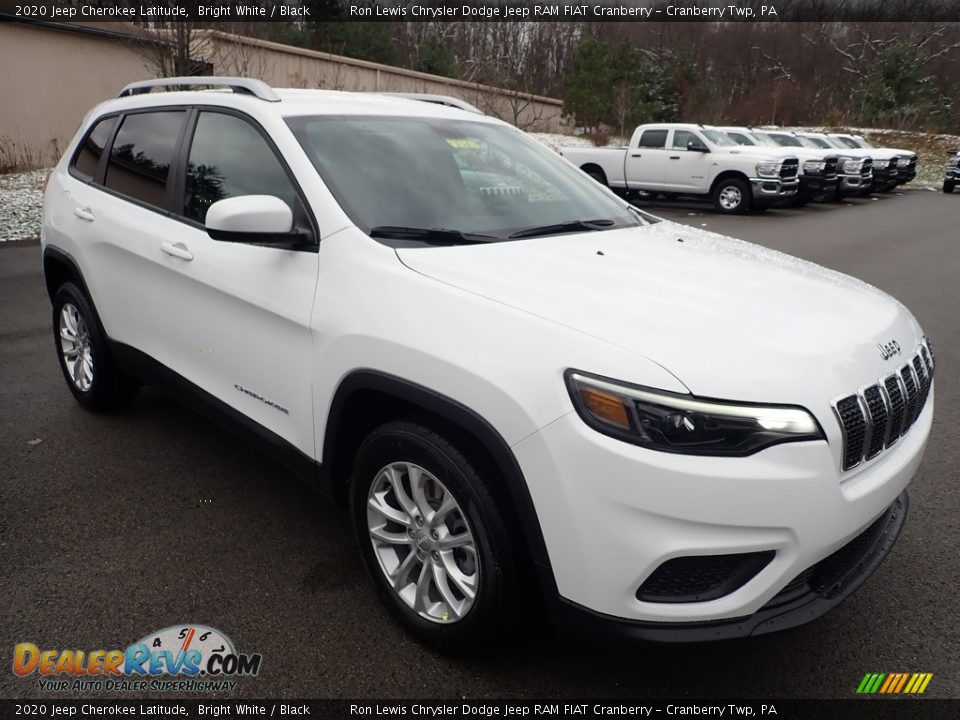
[73,207,95,222]
[630,152,643,157]
[669,156,681,160]
[160,241,194,261]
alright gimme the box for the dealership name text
[350,4,779,18]
[349,705,777,717]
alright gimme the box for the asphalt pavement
[1,189,958,699]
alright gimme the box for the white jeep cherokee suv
[42,78,934,647]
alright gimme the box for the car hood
[396,222,922,403]
[720,148,797,162]
[782,147,836,161]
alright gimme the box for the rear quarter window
[71,117,117,180]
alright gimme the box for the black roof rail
[118,77,280,102]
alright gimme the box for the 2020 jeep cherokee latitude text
[42,78,934,648]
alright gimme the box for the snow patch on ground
[0,168,49,242]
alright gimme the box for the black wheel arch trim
[322,369,558,594]
[43,246,91,303]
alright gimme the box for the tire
[582,166,607,186]
[350,420,519,651]
[810,187,837,203]
[712,178,752,214]
[944,181,956,194]
[635,189,659,201]
[52,282,137,411]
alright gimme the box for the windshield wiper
[369,226,497,245]
[508,218,616,239]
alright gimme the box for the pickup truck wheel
[582,166,607,186]
[944,181,956,194]
[635,189,658,201]
[350,421,518,651]
[52,283,137,411]
[713,178,751,214]
[809,188,837,203]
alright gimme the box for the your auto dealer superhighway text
[350,4,776,18]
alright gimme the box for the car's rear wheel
[582,166,607,186]
[350,421,519,650]
[712,178,751,214]
[52,283,137,411]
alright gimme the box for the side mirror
[687,140,709,153]
[206,195,306,245]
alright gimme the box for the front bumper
[871,165,899,188]
[513,395,931,638]
[839,171,873,194]
[551,492,908,642]
[749,176,799,200]
[897,161,918,184]
[799,174,838,196]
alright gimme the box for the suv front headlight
[566,372,823,457]
[842,158,864,173]
[802,160,826,174]
[755,161,781,178]
[897,157,911,167]
[873,159,889,169]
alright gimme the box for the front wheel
[350,421,520,650]
[712,178,752,214]
[944,180,956,194]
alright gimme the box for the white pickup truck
[559,123,799,213]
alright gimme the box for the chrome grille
[860,158,873,177]
[833,339,934,472]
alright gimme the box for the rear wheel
[52,283,137,411]
[350,421,520,651]
[712,178,752,214]
[582,166,607,186]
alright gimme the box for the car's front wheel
[712,178,752,214]
[52,283,137,411]
[350,421,519,650]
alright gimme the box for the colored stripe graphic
[857,672,932,694]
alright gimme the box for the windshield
[286,116,645,241]
[746,132,780,147]
[803,136,832,149]
[834,136,861,149]
[702,129,738,147]
[855,137,875,149]
[796,136,822,149]
[768,133,802,148]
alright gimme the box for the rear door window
[72,117,117,180]
[104,111,186,208]
[638,130,668,149]
[182,111,296,224]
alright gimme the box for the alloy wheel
[366,462,479,623]
[59,303,93,391]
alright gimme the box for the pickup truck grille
[832,340,934,472]
[860,158,873,177]
[780,159,799,179]
[823,157,838,179]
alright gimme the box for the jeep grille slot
[833,340,934,472]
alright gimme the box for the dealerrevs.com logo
[12,625,262,692]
